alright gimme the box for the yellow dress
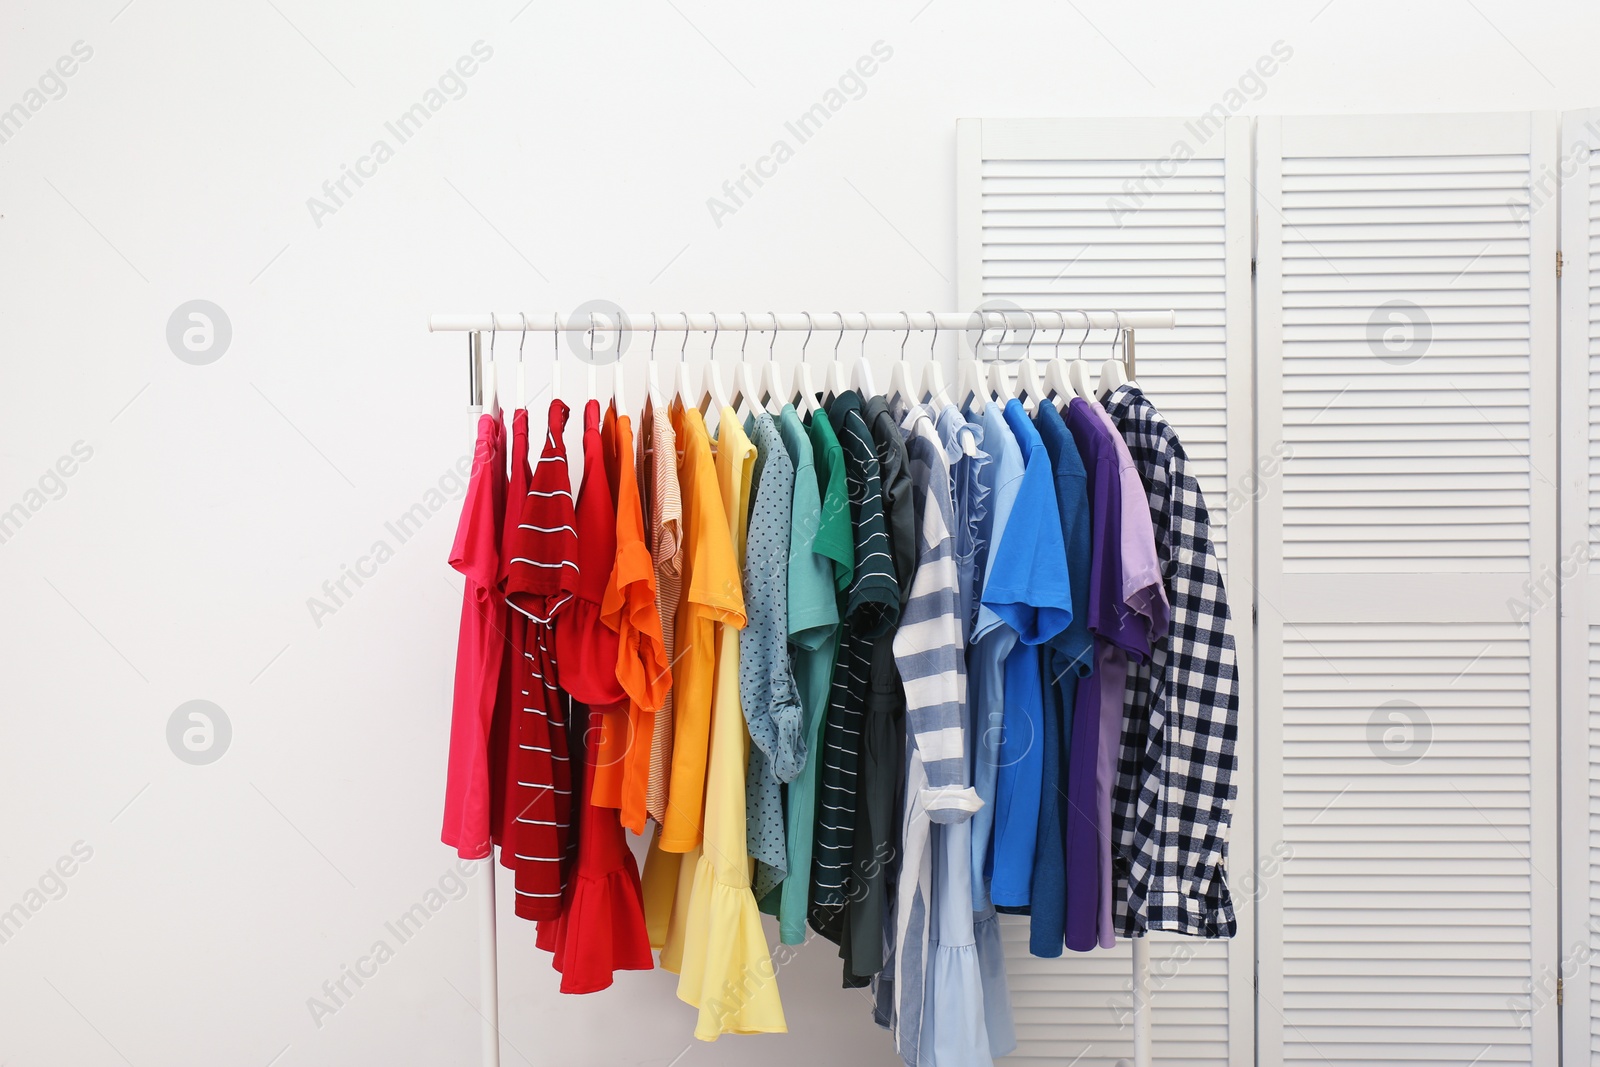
[672,408,785,1039]
[642,404,742,958]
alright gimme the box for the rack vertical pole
[1132,937,1151,1066]
[475,856,500,1066]
[470,330,501,1066]
[469,331,485,412]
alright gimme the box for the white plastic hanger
[1043,314,1078,410]
[852,314,879,397]
[645,312,665,407]
[1099,313,1131,394]
[832,315,857,406]
[920,314,953,412]
[483,316,500,418]
[699,312,732,417]
[886,311,916,412]
[1013,311,1046,415]
[1068,317,1098,401]
[987,354,1011,407]
[584,314,599,406]
[758,315,785,415]
[730,313,763,420]
[956,312,991,414]
[792,312,822,419]
[612,333,628,417]
[515,312,529,411]
[921,316,974,456]
[673,312,694,407]
[550,311,563,406]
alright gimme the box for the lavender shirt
[1086,400,1170,944]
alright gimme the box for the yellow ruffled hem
[674,855,787,1040]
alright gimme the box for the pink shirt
[442,413,507,859]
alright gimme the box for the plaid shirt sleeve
[1104,385,1240,939]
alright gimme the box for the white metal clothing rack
[435,308,1174,1067]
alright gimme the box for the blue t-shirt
[987,399,1074,908]
[966,402,1024,909]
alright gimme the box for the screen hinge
[1557,250,1564,278]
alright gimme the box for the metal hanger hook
[973,310,993,360]
[586,313,597,363]
[1019,310,1039,363]
[833,311,845,358]
[740,311,750,359]
[900,311,912,358]
[679,312,690,364]
[926,311,939,357]
[801,312,814,356]
[710,312,721,361]
[649,312,658,358]
[769,313,779,359]
[517,312,528,360]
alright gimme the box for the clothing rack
[434,307,1175,1067]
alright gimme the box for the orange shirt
[657,402,744,853]
[598,408,669,832]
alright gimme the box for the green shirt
[807,408,855,594]
[762,405,851,940]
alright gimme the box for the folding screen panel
[956,115,1255,1067]
[1255,112,1560,1067]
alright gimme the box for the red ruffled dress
[538,399,654,992]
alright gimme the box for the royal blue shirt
[987,399,1073,908]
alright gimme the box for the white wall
[2,2,1598,1065]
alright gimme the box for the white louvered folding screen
[1255,113,1559,1067]
[955,116,1255,1067]
[1559,106,1600,1067]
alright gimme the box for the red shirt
[442,413,506,860]
[555,400,628,709]
[537,400,653,991]
[503,401,579,920]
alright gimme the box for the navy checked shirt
[1102,384,1240,939]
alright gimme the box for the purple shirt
[1062,398,1136,952]
[1087,400,1170,945]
